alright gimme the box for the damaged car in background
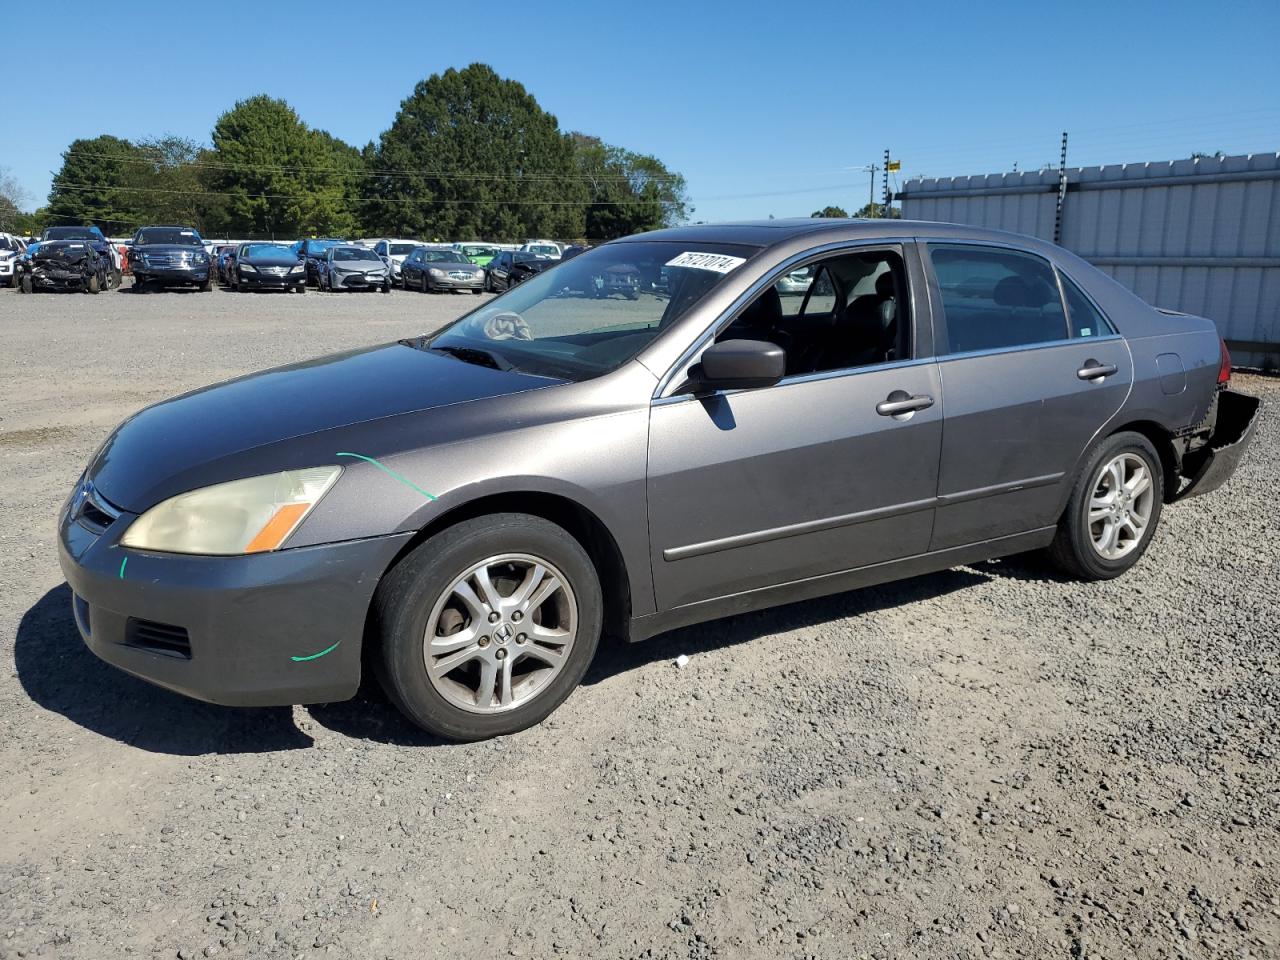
[17,239,109,293]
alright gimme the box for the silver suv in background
[371,238,421,286]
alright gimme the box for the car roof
[621,218,1062,256]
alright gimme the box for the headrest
[737,285,783,328]
[844,294,892,333]
[875,271,896,299]
[993,276,1033,307]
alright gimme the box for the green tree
[852,202,900,219]
[46,135,146,231]
[127,136,213,231]
[573,134,689,240]
[205,95,355,238]
[810,205,848,218]
[369,63,583,240]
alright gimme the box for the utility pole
[865,163,878,216]
[1053,131,1069,245]
[883,148,890,215]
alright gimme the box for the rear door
[923,242,1133,550]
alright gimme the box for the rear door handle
[1077,360,1118,381]
[876,391,935,418]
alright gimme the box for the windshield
[513,251,544,264]
[389,243,417,256]
[0,236,21,252]
[136,227,202,246]
[305,239,343,255]
[244,243,293,258]
[525,244,559,257]
[460,245,496,257]
[333,247,375,262]
[423,250,466,263]
[43,226,100,241]
[420,241,757,381]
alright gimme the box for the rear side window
[928,244,1068,354]
[1059,272,1116,338]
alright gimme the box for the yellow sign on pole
[886,160,901,172]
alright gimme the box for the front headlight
[429,268,445,277]
[289,264,304,274]
[120,467,341,555]
[240,263,258,273]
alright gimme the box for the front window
[423,250,466,263]
[389,243,417,257]
[525,244,559,257]
[136,227,202,246]
[419,241,758,381]
[461,245,496,258]
[43,226,99,241]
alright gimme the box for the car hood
[331,258,384,269]
[135,244,203,256]
[88,343,559,512]
[243,254,301,268]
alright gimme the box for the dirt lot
[1,282,1277,960]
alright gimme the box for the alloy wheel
[423,553,578,714]
[1087,452,1155,560]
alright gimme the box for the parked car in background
[296,238,347,287]
[130,226,212,292]
[17,239,109,293]
[775,267,814,296]
[559,244,588,261]
[486,250,555,292]
[591,261,641,299]
[519,240,562,260]
[401,247,485,294]
[0,233,27,287]
[213,245,238,285]
[453,243,500,267]
[55,219,1259,741]
[369,239,420,286]
[232,242,307,293]
[40,225,121,288]
[317,245,390,293]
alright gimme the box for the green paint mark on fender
[291,640,341,662]
[335,451,437,501]
[119,556,128,579]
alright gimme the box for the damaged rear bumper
[1175,389,1261,501]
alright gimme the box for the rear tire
[1048,430,1163,581]
[374,513,602,741]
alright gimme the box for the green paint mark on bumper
[119,556,128,579]
[335,451,437,501]
[290,640,341,662]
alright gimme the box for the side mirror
[689,339,785,392]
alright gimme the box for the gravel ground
[1,282,1277,960]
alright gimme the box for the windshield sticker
[665,251,747,274]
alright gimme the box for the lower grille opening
[125,618,192,659]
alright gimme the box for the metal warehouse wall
[898,152,1280,369]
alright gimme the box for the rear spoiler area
[1174,389,1261,501]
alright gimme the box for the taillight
[1218,338,1232,386]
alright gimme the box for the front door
[646,244,943,611]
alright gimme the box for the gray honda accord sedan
[58,219,1259,740]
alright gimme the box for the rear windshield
[136,227,202,246]
[389,243,417,256]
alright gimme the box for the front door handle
[876,391,935,418]
[1077,360,1118,381]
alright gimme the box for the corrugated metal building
[898,152,1280,368]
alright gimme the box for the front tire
[19,274,32,294]
[374,513,602,741]
[1048,431,1163,581]
[86,274,101,294]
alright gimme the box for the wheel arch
[366,490,633,657]
[1104,419,1181,502]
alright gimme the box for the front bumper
[0,259,14,278]
[428,273,484,290]
[58,500,413,707]
[30,268,89,289]
[239,270,305,289]
[134,265,210,285]
[1175,389,1260,500]
[333,272,388,290]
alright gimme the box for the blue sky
[3,0,1278,223]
